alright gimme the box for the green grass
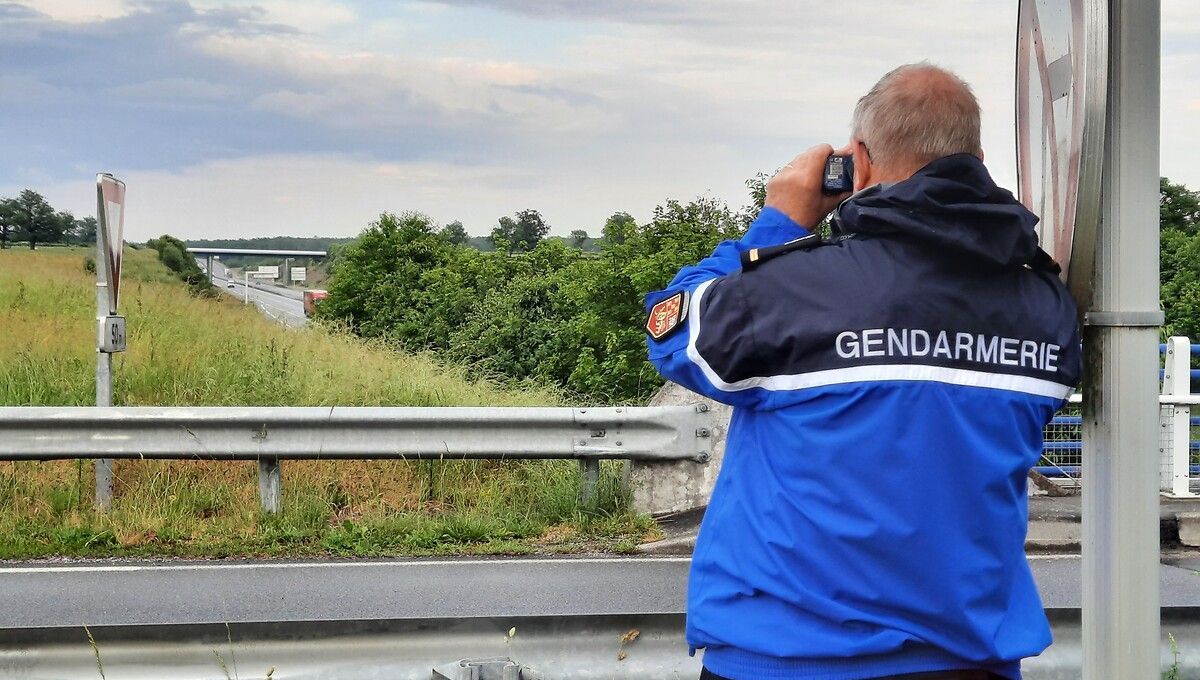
[0,247,658,559]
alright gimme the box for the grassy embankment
[0,247,656,559]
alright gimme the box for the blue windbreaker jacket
[645,154,1082,680]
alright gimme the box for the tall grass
[0,248,654,558]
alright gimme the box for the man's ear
[851,138,872,192]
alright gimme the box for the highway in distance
[203,259,308,327]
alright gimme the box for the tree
[746,173,768,212]
[1161,177,1200,236]
[74,216,98,245]
[55,210,77,244]
[0,198,16,250]
[600,212,636,245]
[563,196,748,400]
[1160,178,1200,339]
[319,211,468,346]
[512,209,549,252]
[448,239,588,385]
[491,209,548,253]
[440,220,469,246]
[159,242,187,271]
[490,216,517,252]
[13,190,60,250]
[569,229,589,249]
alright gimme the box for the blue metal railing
[1160,343,1200,355]
[1037,465,1200,477]
[1037,342,1200,478]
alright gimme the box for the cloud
[2,0,1198,242]
[416,0,722,26]
[0,1,630,188]
[13,0,128,22]
[195,0,357,33]
[0,3,312,178]
[25,149,765,242]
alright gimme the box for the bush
[147,234,217,298]
[320,197,751,402]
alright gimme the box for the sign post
[1081,1,1162,676]
[95,173,127,511]
[1018,1,1162,674]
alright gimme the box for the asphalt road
[204,260,307,327]
[1,555,1198,630]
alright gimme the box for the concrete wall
[626,381,731,515]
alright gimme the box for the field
[0,247,656,559]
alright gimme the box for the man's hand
[764,144,853,229]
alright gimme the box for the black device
[822,155,854,194]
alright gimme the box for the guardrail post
[579,459,599,507]
[1163,337,1194,497]
[258,458,281,514]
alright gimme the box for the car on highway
[226,281,235,288]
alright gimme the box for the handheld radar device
[822,155,854,194]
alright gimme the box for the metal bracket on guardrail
[432,657,542,680]
[570,406,710,462]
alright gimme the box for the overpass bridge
[185,247,328,287]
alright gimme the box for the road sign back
[1015,0,1107,312]
[96,174,126,315]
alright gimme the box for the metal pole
[258,458,281,514]
[94,204,113,512]
[1082,0,1160,676]
[244,271,250,304]
[207,254,214,283]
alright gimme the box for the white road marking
[0,554,1089,575]
[0,556,693,575]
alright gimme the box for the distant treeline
[185,222,601,269]
[0,190,96,250]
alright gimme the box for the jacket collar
[832,154,1043,270]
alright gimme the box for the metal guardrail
[0,406,711,462]
[4,610,1197,679]
[0,406,714,512]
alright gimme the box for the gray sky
[2,0,1197,241]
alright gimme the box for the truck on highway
[303,289,328,317]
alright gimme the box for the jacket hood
[833,153,1042,270]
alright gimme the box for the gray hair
[851,63,982,170]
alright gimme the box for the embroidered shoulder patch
[645,291,689,341]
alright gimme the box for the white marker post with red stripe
[95,173,126,511]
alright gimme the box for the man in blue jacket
[645,64,1081,680]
